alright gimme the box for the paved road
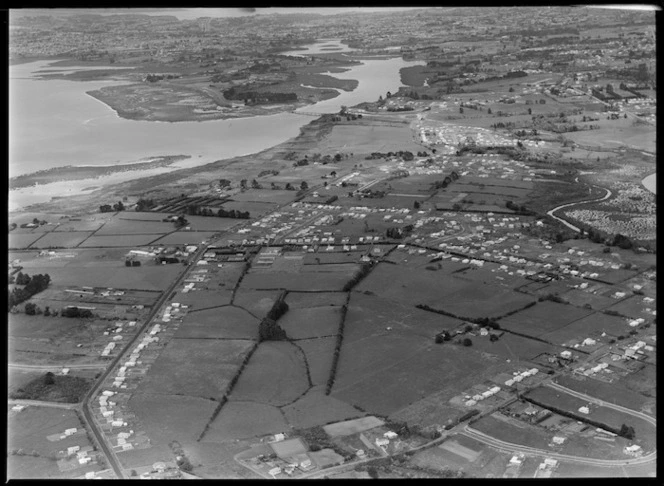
[547,382,657,426]
[546,183,612,233]
[79,243,209,479]
[9,398,80,410]
[461,424,656,468]
[9,363,106,370]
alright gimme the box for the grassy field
[27,231,94,249]
[345,292,462,342]
[284,291,348,309]
[317,124,421,154]
[282,387,365,430]
[229,189,298,205]
[174,305,259,340]
[616,364,656,401]
[356,263,534,319]
[203,401,289,442]
[9,232,46,249]
[232,289,282,318]
[24,264,181,291]
[525,386,656,451]
[127,393,218,444]
[78,234,162,247]
[540,311,629,345]
[554,375,654,414]
[150,230,217,246]
[135,339,255,399]
[173,288,234,308]
[241,266,358,291]
[95,216,176,235]
[604,295,653,320]
[9,315,127,364]
[279,306,343,340]
[463,331,562,362]
[497,301,593,338]
[331,330,507,417]
[295,337,336,386]
[8,406,103,479]
[230,341,309,407]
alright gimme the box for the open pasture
[232,289,282,318]
[110,211,170,222]
[464,331,561,362]
[26,264,181,291]
[241,266,357,291]
[345,292,462,343]
[303,252,362,265]
[8,406,102,479]
[150,230,217,246]
[175,305,259,340]
[295,337,336,386]
[9,232,45,249]
[526,386,656,450]
[230,341,309,407]
[203,401,288,442]
[78,234,161,247]
[554,375,653,414]
[356,263,534,319]
[497,301,593,338]
[316,124,422,155]
[221,200,278,217]
[559,288,618,311]
[279,306,342,340]
[173,288,233,308]
[95,216,175,235]
[127,393,217,444]
[617,364,656,401]
[540,311,629,345]
[229,189,297,205]
[282,387,365,430]
[9,315,122,359]
[175,215,241,232]
[135,339,255,399]
[471,414,552,451]
[604,295,654,320]
[28,231,93,249]
[332,332,501,416]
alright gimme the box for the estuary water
[9,47,422,209]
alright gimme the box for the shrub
[462,338,473,347]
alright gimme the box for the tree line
[8,272,51,311]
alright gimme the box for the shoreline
[9,155,190,190]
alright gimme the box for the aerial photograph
[7,6,656,480]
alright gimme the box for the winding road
[546,181,612,233]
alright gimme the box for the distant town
[8,6,656,480]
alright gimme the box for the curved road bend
[546,382,656,425]
[461,425,656,468]
[546,183,612,233]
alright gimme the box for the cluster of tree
[430,171,460,190]
[523,395,636,441]
[434,330,452,343]
[343,262,372,292]
[357,189,386,199]
[258,318,288,342]
[61,306,94,318]
[219,178,232,188]
[505,200,536,216]
[125,259,142,266]
[402,90,433,100]
[144,73,179,82]
[266,293,289,321]
[7,273,51,311]
[182,204,250,220]
[365,151,415,161]
[538,293,568,304]
[293,159,309,167]
[386,106,414,112]
[385,224,414,240]
[326,304,348,395]
[257,170,279,178]
[99,201,125,213]
[223,87,297,105]
[135,198,157,212]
